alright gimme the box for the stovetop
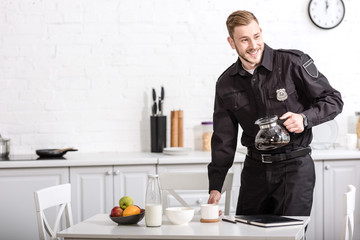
[0,154,67,161]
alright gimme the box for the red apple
[111,206,123,217]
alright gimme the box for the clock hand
[325,0,329,11]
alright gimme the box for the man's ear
[227,36,235,49]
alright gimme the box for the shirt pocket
[267,83,301,114]
[221,90,250,111]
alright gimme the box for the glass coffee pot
[254,115,290,150]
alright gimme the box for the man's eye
[241,39,248,42]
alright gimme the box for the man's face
[227,20,264,70]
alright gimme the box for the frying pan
[36,147,78,158]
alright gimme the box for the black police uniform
[208,44,343,216]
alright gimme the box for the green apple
[119,196,134,209]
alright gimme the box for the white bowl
[165,207,195,225]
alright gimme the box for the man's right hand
[208,190,221,204]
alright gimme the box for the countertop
[1,148,360,169]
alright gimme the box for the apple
[110,206,123,217]
[119,196,134,209]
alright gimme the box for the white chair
[34,183,73,240]
[342,184,356,240]
[159,172,233,215]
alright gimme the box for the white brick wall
[0,0,359,154]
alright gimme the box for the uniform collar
[230,43,273,76]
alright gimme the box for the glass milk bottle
[145,174,162,227]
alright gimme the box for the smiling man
[207,10,343,216]
[227,19,264,71]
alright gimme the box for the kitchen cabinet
[322,160,360,240]
[70,165,155,223]
[113,165,156,210]
[0,167,69,240]
[157,162,242,214]
[306,161,324,240]
[70,166,113,224]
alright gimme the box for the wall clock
[308,0,345,29]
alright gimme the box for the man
[207,10,343,216]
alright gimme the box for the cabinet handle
[196,198,203,205]
[114,170,120,175]
[325,165,330,170]
[106,170,112,175]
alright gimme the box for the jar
[254,115,290,150]
[0,134,10,159]
[145,174,162,227]
[201,121,213,151]
[356,112,360,149]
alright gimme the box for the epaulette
[277,49,304,57]
[217,62,236,80]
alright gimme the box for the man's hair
[226,10,259,38]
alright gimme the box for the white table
[57,214,310,240]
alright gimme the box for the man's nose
[249,39,256,48]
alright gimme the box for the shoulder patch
[277,49,304,57]
[303,59,319,78]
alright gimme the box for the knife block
[150,116,167,153]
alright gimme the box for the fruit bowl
[166,207,194,225]
[109,209,145,225]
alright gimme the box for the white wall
[0,0,359,154]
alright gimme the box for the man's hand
[280,112,305,133]
[208,190,222,216]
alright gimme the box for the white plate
[163,147,191,155]
[311,120,338,150]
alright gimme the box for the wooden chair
[342,185,356,240]
[34,183,73,240]
[159,172,233,215]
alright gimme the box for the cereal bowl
[165,207,194,225]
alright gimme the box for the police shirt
[208,44,343,192]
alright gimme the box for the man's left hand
[280,112,305,133]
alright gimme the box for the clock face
[308,0,345,29]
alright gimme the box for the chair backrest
[34,183,73,240]
[159,172,233,215]
[342,184,356,240]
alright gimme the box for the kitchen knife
[153,101,157,116]
[152,88,156,102]
[152,88,157,116]
[161,86,164,100]
[159,86,164,115]
[158,97,162,116]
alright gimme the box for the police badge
[276,88,288,101]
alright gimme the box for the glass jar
[254,115,290,150]
[356,112,360,149]
[201,121,213,151]
[145,174,162,227]
[0,134,10,159]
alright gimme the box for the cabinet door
[323,160,360,240]
[0,167,69,240]
[70,166,113,223]
[113,165,156,209]
[306,160,324,240]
